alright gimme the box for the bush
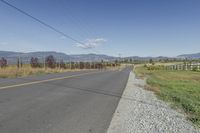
[192,66,198,71]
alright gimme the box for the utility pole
[118,53,121,62]
[58,56,61,69]
[17,57,20,69]
[89,55,92,69]
[17,53,22,69]
[20,57,23,68]
[69,55,71,69]
[43,54,46,70]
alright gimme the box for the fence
[165,63,200,71]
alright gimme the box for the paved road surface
[0,67,132,133]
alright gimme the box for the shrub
[192,66,198,71]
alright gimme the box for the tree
[17,58,20,68]
[45,55,56,68]
[20,60,23,68]
[0,57,7,68]
[85,62,91,69]
[60,60,66,69]
[79,62,84,69]
[30,57,40,68]
[149,59,154,65]
[70,62,75,69]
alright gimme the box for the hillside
[177,53,200,59]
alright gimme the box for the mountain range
[0,51,116,64]
[0,51,199,64]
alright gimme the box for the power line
[58,1,89,41]
[60,0,98,38]
[0,0,85,45]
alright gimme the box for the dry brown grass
[0,65,81,78]
[144,85,160,93]
[0,64,122,78]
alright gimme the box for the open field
[134,64,200,128]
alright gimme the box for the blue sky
[0,0,200,57]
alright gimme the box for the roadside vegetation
[0,55,121,78]
[134,63,200,128]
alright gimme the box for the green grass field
[135,65,200,128]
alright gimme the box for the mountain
[70,54,115,62]
[123,56,178,62]
[0,51,116,64]
[1,50,197,64]
[177,53,200,59]
[0,51,22,57]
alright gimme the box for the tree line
[30,55,120,69]
[0,55,120,69]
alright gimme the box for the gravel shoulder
[107,71,200,133]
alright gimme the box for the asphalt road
[0,67,132,133]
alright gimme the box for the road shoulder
[107,71,199,133]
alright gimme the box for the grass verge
[134,65,200,128]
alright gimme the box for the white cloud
[76,38,107,49]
